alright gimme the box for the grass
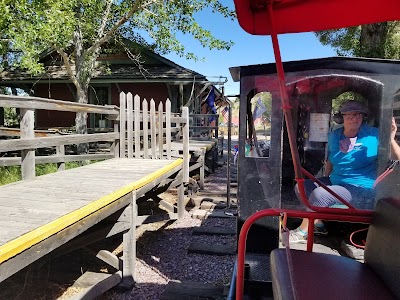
[0,162,81,186]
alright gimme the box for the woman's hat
[339,100,368,114]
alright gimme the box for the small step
[187,241,236,255]
[200,201,226,210]
[341,241,365,262]
[192,226,236,236]
[160,281,224,300]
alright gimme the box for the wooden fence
[0,92,189,182]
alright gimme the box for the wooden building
[0,43,222,129]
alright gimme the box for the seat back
[365,198,400,298]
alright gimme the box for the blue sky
[165,2,337,97]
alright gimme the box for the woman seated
[290,100,400,243]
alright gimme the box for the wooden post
[143,99,149,159]
[178,182,184,219]
[20,108,35,180]
[119,93,126,158]
[134,95,141,158]
[158,102,163,159]
[199,149,205,190]
[121,191,137,288]
[165,99,171,160]
[150,99,156,159]
[182,106,189,183]
[112,122,120,158]
[0,107,4,126]
[127,93,133,158]
[56,145,65,172]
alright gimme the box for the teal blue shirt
[328,124,379,189]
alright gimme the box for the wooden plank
[0,158,184,264]
[0,206,61,221]
[187,241,236,255]
[0,220,44,232]
[166,99,171,159]
[158,102,164,159]
[119,92,126,158]
[0,127,61,137]
[134,95,141,158]
[69,271,122,300]
[126,92,134,158]
[143,99,149,159]
[0,94,119,117]
[0,193,132,283]
[170,116,188,124]
[150,99,157,159]
[20,108,35,180]
[0,153,114,167]
[0,132,118,152]
[160,281,224,300]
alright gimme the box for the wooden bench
[270,198,400,300]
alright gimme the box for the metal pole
[226,96,233,209]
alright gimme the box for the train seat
[270,198,400,300]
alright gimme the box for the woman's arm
[390,117,400,160]
[324,159,333,177]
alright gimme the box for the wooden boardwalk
[0,158,184,284]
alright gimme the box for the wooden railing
[189,113,219,140]
[0,92,189,182]
[119,92,189,182]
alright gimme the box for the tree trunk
[359,22,388,58]
[75,85,89,154]
[73,24,95,155]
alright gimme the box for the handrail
[0,94,119,118]
[0,92,190,182]
[189,113,219,139]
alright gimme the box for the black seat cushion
[270,249,396,300]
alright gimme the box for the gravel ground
[100,193,237,300]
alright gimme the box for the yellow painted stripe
[0,158,183,264]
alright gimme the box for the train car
[229,1,400,299]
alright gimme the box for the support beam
[121,191,137,289]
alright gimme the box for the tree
[3,0,235,152]
[315,21,400,59]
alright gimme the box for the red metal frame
[236,208,373,300]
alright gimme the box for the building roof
[0,42,207,84]
[0,63,206,84]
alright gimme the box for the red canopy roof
[234,0,400,35]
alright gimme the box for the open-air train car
[229,54,400,300]
[230,56,400,250]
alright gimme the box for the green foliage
[331,92,366,113]
[4,107,19,126]
[0,161,81,186]
[3,0,235,74]
[316,27,361,57]
[315,22,400,59]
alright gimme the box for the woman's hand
[390,117,400,160]
[391,117,397,142]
